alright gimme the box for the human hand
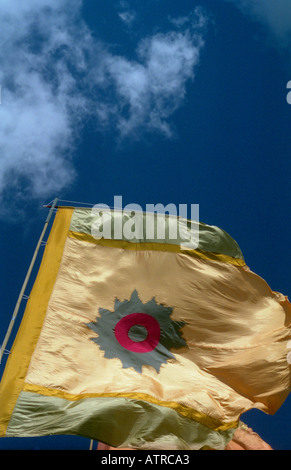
[225,428,272,450]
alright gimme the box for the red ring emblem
[114,313,161,353]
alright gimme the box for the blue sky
[0,0,290,450]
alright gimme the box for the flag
[0,206,290,450]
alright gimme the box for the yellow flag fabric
[0,207,290,450]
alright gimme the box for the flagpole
[0,198,58,364]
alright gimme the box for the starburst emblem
[87,290,187,373]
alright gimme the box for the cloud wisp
[117,1,137,27]
[226,0,291,45]
[0,1,206,209]
[101,29,203,139]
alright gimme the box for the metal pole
[0,198,58,364]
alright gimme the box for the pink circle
[114,313,161,353]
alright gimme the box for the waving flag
[0,206,290,450]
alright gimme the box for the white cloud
[117,1,136,27]
[0,1,206,209]
[0,75,74,196]
[102,30,203,138]
[0,0,91,206]
[169,6,209,31]
[226,0,291,44]
[118,11,136,27]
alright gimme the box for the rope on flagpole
[43,198,97,208]
[57,198,96,206]
[0,198,59,364]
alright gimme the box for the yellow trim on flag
[68,230,246,266]
[0,208,73,436]
[22,382,238,432]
